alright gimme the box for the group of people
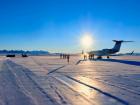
[83,54,94,60]
[60,54,70,63]
[88,54,94,60]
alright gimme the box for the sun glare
[81,34,93,50]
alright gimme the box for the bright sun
[81,34,93,50]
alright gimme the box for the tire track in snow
[93,77,140,96]
[64,75,129,105]
[5,60,60,105]
[49,76,92,105]
[5,60,38,105]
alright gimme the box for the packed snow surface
[0,55,140,105]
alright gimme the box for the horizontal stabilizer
[113,40,134,43]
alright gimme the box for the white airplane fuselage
[88,40,129,58]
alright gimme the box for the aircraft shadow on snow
[97,59,140,66]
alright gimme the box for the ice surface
[0,55,140,105]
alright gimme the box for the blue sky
[0,0,140,53]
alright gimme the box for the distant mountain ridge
[0,50,50,55]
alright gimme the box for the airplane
[130,50,134,55]
[125,50,135,55]
[88,40,133,59]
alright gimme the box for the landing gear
[97,56,102,59]
[107,56,110,59]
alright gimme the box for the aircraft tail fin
[112,40,134,52]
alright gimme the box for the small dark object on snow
[6,54,15,57]
[22,54,28,57]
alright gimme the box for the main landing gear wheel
[107,56,110,59]
[97,56,102,59]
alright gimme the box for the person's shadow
[97,59,140,66]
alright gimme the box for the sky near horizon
[0,0,140,53]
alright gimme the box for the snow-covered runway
[0,56,140,105]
